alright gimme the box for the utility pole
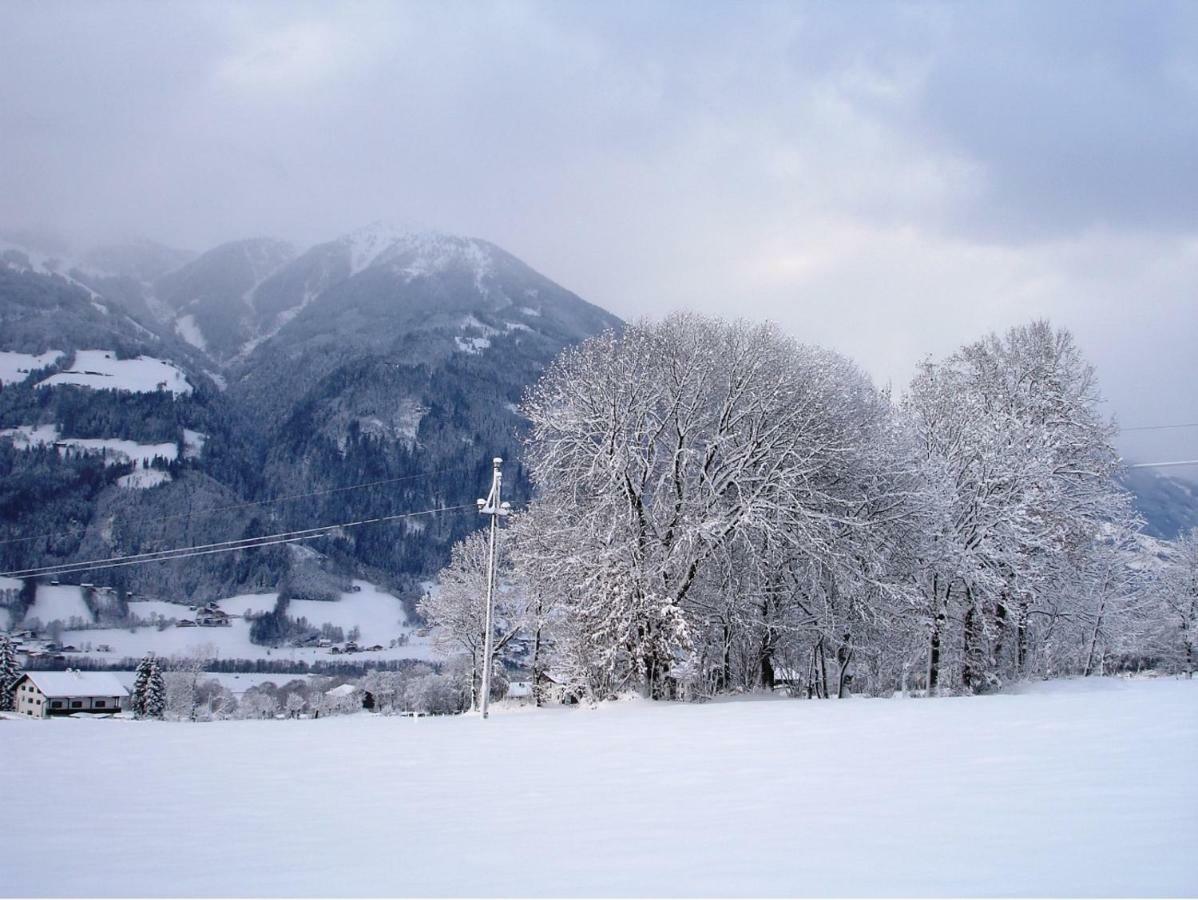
[477,457,510,719]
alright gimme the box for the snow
[182,428,207,460]
[2,677,1195,897]
[61,619,265,661]
[174,313,207,351]
[0,425,178,482]
[0,349,63,385]
[454,335,491,354]
[127,599,189,620]
[339,222,495,286]
[37,349,193,396]
[287,580,409,645]
[0,423,62,448]
[59,581,436,665]
[117,468,172,489]
[216,592,277,618]
[23,584,93,626]
[60,437,177,467]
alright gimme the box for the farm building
[12,671,128,718]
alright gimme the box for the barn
[12,671,129,718]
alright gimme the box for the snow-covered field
[2,677,1194,897]
[287,580,408,645]
[23,584,93,625]
[36,349,192,395]
[54,580,437,664]
[0,349,63,385]
[0,423,185,490]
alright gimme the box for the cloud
[0,0,1195,465]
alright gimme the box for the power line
[0,502,475,580]
[1119,422,1198,433]
[0,463,477,548]
[1125,460,1198,470]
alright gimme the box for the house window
[52,701,63,709]
[70,701,83,709]
[95,700,106,708]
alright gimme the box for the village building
[12,671,128,718]
[195,606,231,627]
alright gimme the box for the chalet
[195,606,231,627]
[506,680,533,701]
[13,671,128,718]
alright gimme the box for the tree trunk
[721,622,732,692]
[1016,598,1030,673]
[962,604,978,693]
[836,645,853,699]
[531,620,544,707]
[1083,598,1107,677]
[927,613,944,697]
[760,651,776,691]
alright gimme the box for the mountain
[153,238,297,362]
[1119,467,1198,540]
[0,224,618,608]
[227,224,619,584]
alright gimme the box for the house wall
[15,681,47,718]
[13,681,124,717]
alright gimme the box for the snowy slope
[22,584,93,626]
[37,349,192,395]
[2,678,1195,897]
[0,349,63,385]
[287,580,410,644]
[57,580,434,664]
[59,618,438,664]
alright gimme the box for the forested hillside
[0,226,618,608]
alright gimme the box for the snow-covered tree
[0,635,20,711]
[145,657,166,719]
[132,654,153,718]
[284,692,306,718]
[903,321,1135,692]
[418,529,525,709]
[518,313,907,699]
[1156,527,1198,677]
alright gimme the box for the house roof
[325,683,359,697]
[21,671,129,698]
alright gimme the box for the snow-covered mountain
[0,223,618,606]
[153,237,297,362]
[1119,467,1198,540]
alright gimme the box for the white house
[13,671,128,718]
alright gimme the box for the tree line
[425,314,1196,703]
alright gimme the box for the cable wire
[0,502,475,580]
[1119,422,1198,432]
[0,463,477,548]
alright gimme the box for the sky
[2,1,1196,469]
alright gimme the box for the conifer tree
[0,635,19,711]
[131,654,153,718]
[145,656,166,719]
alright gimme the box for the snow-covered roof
[325,683,359,697]
[22,671,129,698]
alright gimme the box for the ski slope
[2,677,1194,897]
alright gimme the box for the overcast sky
[2,1,1196,468]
